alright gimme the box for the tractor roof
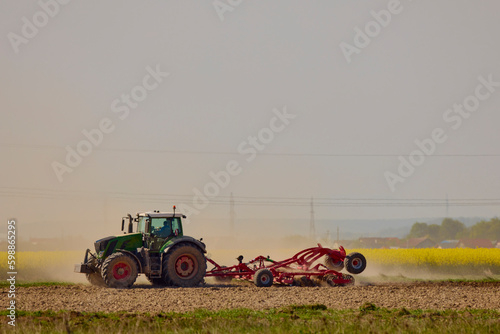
[138,211,185,218]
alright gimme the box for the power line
[1,186,499,207]
[0,186,499,202]
[1,143,500,157]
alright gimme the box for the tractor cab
[136,212,184,237]
[121,209,186,251]
[133,211,185,251]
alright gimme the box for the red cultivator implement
[205,244,366,287]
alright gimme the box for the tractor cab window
[137,217,147,233]
[151,217,180,238]
[172,218,181,236]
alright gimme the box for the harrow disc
[213,266,232,283]
[293,276,315,287]
[322,274,355,286]
[341,274,355,286]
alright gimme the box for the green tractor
[75,207,207,288]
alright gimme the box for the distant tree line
[407,217,500,241]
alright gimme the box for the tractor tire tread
[344,252,367,275]
[162,242,206,287]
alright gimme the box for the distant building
[358,237,401,249]
[438,240,459,249]
[405,237,437,249]
[457,239,493,249]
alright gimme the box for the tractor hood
[94,233,143,259]
[94,236,115,254]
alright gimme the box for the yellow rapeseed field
[0,251,83,281]
[0,251,81,271]
[349,248,500,268]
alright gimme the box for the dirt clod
[5,281,500,313]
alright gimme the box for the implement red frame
[205,244,354,286]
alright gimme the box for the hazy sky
[1,1,499,240]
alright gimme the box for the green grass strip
[1,304,499,334]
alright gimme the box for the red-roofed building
[358,237,401,249]
[405,237,437,249]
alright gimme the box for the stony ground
[4,281,500,313]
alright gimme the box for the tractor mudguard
[161,236,206,254]
[115,249,143,273]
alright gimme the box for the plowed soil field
[6,281,500,313]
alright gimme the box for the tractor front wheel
[101,252,138,288]
[163,243,207,287]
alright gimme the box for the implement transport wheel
[163,243,207,287]
[254,269,273,287]
[345,252,367,275]
[101,252,138,288]
[324,256,345,271]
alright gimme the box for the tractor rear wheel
[162,243,206,287]
[324,256,345,271]
[254,269,273,287]
[345,252,367,274]
[101,252,138,288]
